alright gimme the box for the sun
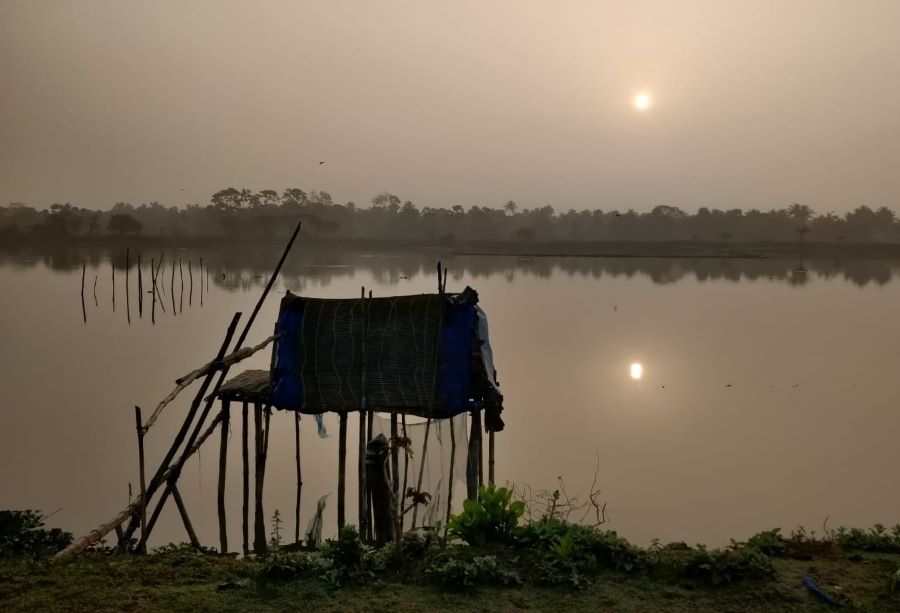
[630,362,643,380]
[633,92,652,111]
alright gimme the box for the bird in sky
[318,161,326,166]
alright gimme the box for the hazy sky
[3,1,900,212]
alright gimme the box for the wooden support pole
[446,416,457,532]
[400,413,409,529]
[253,402,266,554]
[242,401,249,556]
[337,411,347,529]
[111,255,116,312]
[478,411,484,488]
[189,260,193,307]
[93,275,98,306]
[390,413,399,501]
[200,257,204,307]
[217,399,230,554]
[358,408,367,538]
[295,412,302,544]
[466,411,479,500]
[410,418,432,529]
[134,406,147,553]
[171,484,201,550]
[489,430,495,484]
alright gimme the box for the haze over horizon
[3,1,900,213]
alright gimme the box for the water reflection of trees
[2,243,900,289]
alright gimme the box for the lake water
[2,242,899,550]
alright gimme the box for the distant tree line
[2,189,900,243]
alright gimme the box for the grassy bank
[1,546,899,612]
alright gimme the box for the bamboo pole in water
[134,407,147,553]
[138,254,143,317]
[200,257,204,307]
[171,484,200,549]
[170,259,176,315]
[179,258,184,314]
[242,400,249,556]
[150,258,156,324]
[80,263,86,324]
[111,256,116,312]
[189,260,193,307]
[93,275,98,306]
[218,399,230,554]
[125,248,131,324]
[295,412,302,544]
[337,411,347,529]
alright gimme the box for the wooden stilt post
[337,411,347,529]
[134,406,147,553]
[171,484,201,549]
[253,402,266,554]
[477,411,484,488]
[93,275,98,306]
[390,413,399,501]
[189,260,193,307]
[217,399,230,554]
[358,285,368,539]
[111,255,116,312]
[488,430,495,484]
[358,408,367,538]
[446,416,456,533]
[410,419,432,529]
[200,258,204,307]
[400,413,409,529]
[125,248,131,324]
[242,401,249,556]
[466,411,479,500]
[294,412,302,544]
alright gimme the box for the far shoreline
[7,235,900,260]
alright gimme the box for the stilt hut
[216,285,504,549]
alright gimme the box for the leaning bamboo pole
[56,410,224,559]
[142,334,276,432]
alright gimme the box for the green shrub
[681,546,774,585]
[745,528,787,557]
[517,520,647,574]
[427,554,521,589]
[0,510,72,558]
[833,525,900,553]
[447,484,525,546]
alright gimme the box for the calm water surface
[2,243,899,548]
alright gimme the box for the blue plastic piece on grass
[802,576,841,607]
